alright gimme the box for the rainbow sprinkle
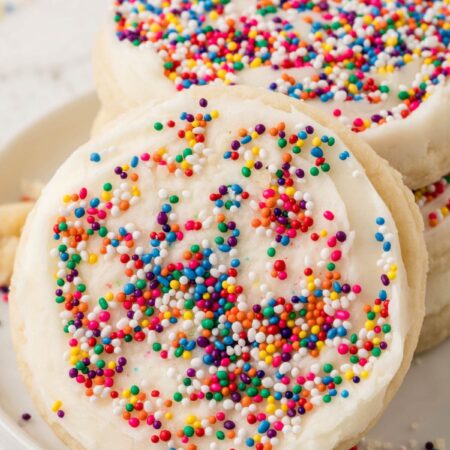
[51,98,397,449]
[113,0,449,132]
[414,173,450,228]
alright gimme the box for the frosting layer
[12,89,412,450]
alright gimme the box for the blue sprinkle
[123,283,135,295]
[341,390,349,398]
[376,217,385,225]
[90,152,101,163]
[74,208,85,218]
[130,156,139,168]
[375,232,384,242]
[310,147,324,158]
[258,420,270,434]
[339,151,350,160]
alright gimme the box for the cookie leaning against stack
[92,0,450,351]
[10,86,426,450]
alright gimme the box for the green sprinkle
[310,167,320,176]
[242,167,251,178]
[216,431,225,440]
[202,319,214,330]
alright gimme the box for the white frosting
[12,91,410,450]
[94,0,450,188]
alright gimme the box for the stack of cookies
[7,1,449,449]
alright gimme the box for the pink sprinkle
[323,210,334,220]
[333,109,342,117]
[263,189,275,199]
[327,236,337,248]
[330,250,342,261]
[278,271,288,280]
[335,310,350,320]
[352,284,362,294]
[272,356,282,368]
[79,188,87,199]
[274,421,284,431]
[338,344,349,355]
[99,311,110,322]
[88,320,99,330]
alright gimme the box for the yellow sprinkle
[52,401,62,412]
[122,389,130,398]
[186,415,196,425]
[89,254,98,265]
[266,344,275,354]
[101,191,112,202]
[312,137,321,146]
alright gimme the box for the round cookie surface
[10,87,426,450]
[414,174,450,352]
[94,0,450,188]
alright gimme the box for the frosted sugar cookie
[414,174,450,352]
[94,0,450,188]
[11,87,426,450]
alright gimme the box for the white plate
[0,94,448,450]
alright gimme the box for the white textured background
[0,0,107,147]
